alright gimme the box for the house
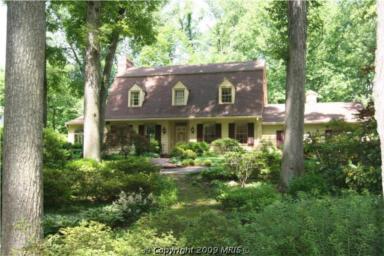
[66,60,362,154]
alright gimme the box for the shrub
[104,157,160,174]
[256,141,281,183]
[183,210,244,248]
[200,166,234,181]
[218,182,280,211]
[242,193,383,256]
[203,160,212,167]
[181,159,190,166]
[43,128,71,167]
[45,158,171,206]
[210,138,244,154]
[44,168,74,208]
[343,161,381,193]
[84,190,155,227]
[288,172,329,196]
[170,142,209,158]
[304,119,382,193]
[224,151,260,187]
[42,221,180,256]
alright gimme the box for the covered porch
[103,117,262,155]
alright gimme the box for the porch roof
[262,102,363,124]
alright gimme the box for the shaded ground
[135,173,221,236]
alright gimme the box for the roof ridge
[117,60,265,78]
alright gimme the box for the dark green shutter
[247,122,255,146]
[138,125,145,136]
[197,124,203,142]
[229,123,235,139]
[215,123,222,139]
[155,125,161,143]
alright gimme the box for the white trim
[128,84,145,107]
[218,78,235,104]
[172,81,189,106]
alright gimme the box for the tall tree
[373,0,384,195]
[2,2,45,254]
[281,0,307,188]
[50,1,159,158]
[83,1,102,161]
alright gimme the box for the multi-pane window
[203,124,217,143]
[130,91,140,106]
[235,123,248,143]
[174,89,185,105]
[74,133,84,145]
[221,87,232,103]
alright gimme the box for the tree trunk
[43,51,48,128]
[373,0,384,196]
[281,0,307,188]
[99,30,119,149]
[83,1,102,161]
[2,2,45,255]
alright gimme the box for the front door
[175,125,187,144]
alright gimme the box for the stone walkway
[151,158,205,175]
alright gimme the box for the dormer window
[128,84,144,107]
[221,87,232,103]
[130,91,140,106]
[172,82,189,106]
[219,78,235,104]
[174,89,185,105]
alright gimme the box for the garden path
[135,173,221,236]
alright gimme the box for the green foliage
[224,151,260,187]
[254,141,282,183]
[304,119,381,193]
[104,157,160,174]
[242,193,383,256]
[43,128,72,167]
[44,158,172,208]
[218,182,280,211]
[200,166,234,181]
[170,142,209,159]
[210,138,244,154]
[44,168,74,207]
[288,172,329,197]
[343,162,381,193]
[43,221,180,255]
[182,210,244,248]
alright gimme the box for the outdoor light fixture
[162,127,166,134]
[191,127,195,134]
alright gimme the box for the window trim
[128,84,145,107]
[130,90,140,107]
[172,82,189,106]
[218,78,235,104]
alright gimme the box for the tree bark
[43,48,48,128]
[83,1,102,161]
[2,2,45,255]
[281,0,307,188]
[373,0,384,196]
[99,30,119,149]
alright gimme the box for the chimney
[305,90,318,104]
[117,56,134,74]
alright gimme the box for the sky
[0,2,6,69]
